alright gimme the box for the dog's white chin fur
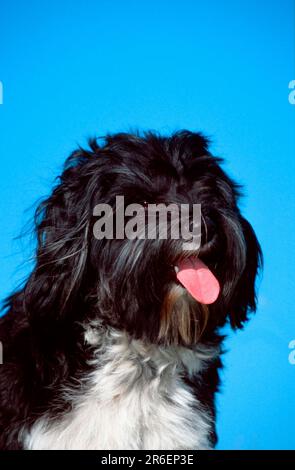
[22,325,218,450]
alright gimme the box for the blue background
[0,0,294,449]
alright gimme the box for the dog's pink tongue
[176,258,220,304]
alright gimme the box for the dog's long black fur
[0,131,262,449]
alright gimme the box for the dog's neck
[84,322,219,379]
[23,323,219,450]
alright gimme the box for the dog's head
[25,131,262,345]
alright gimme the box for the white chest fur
[23,328,217,450]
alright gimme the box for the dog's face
[27,131,262,346]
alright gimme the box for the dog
[0,131,262,449]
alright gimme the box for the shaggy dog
[0,131,262,449]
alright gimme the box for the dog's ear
[24,147,97,328]
[227,217,263,328]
